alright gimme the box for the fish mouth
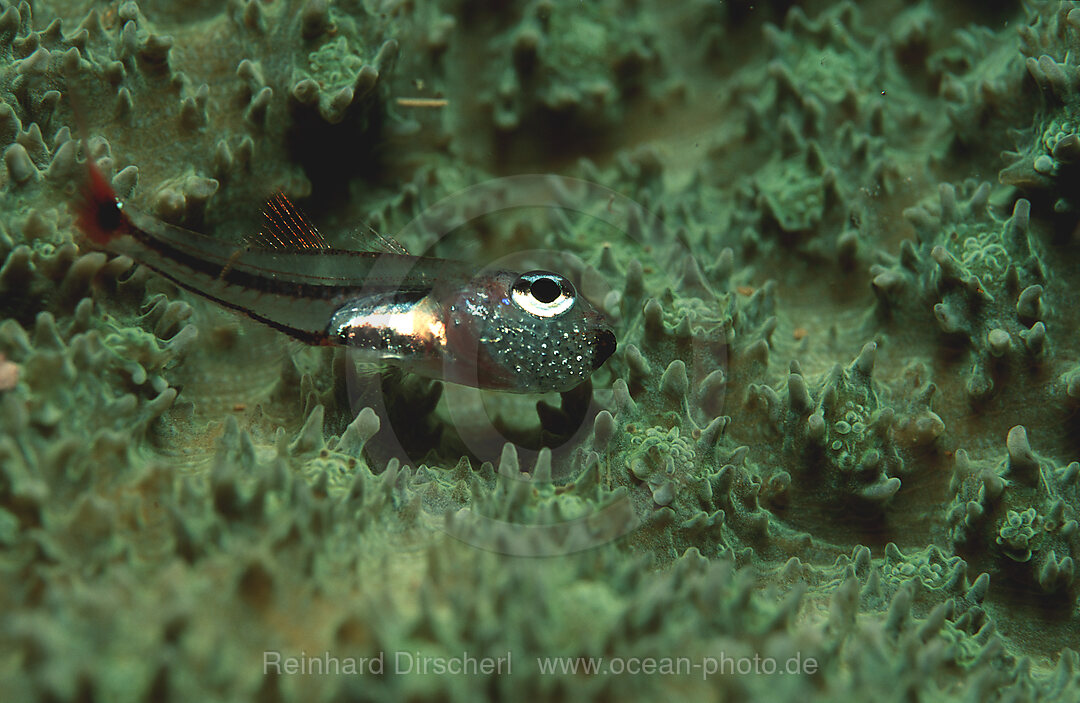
[591,329,617,370]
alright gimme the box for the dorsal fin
[246,191,329,251]
[349,222,411,256]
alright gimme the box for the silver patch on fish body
[328,292,448,362]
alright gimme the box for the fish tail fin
[74,158,129,246]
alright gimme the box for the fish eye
[511,271,576,318]
[98,198,124,230]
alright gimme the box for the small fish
[73,160,616,393]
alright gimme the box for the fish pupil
[530,277,561,303]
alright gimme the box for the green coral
[947,426,1079,597]
[999,1,1080,210]
[305,36,366,93]
[3,1,1080,701]
[747,343,943,514]
[872,182,1048,401]
[626,425,697,507]
[484,0,659,133]
[996,506,1042,562]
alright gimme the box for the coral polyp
[3,1,1080,700]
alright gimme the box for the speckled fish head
[438,269,616,393]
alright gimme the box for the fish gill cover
[1,0,1080,701]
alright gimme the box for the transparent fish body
[75,170,615,393]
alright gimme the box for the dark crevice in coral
[286,99,389,210]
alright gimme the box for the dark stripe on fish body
[126,223,368,299]
[131,257,333,345]
[114,213,462,346]
[122,215,453,297]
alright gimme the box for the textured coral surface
[3,0,1080,701]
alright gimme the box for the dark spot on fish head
[592,329,616,370]
[529,275,561,303]
[98,198,124,231]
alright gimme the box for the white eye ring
[511,271,576,318]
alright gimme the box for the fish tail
[73,157,129,246]
[67,85,129,247]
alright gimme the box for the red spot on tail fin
[74,157,128,247]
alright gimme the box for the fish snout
[591,329,617,370]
